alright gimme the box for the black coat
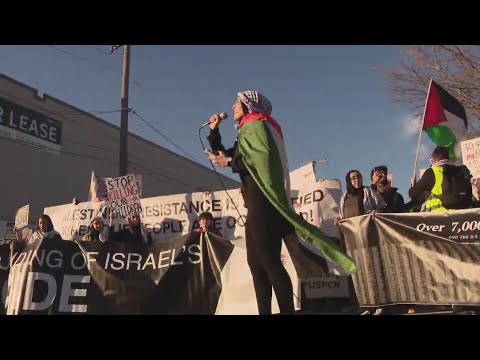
[207,128,292,235]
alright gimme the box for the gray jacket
[339,186,385,219]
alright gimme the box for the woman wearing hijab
[82,216,108,242]
[336,170,385,223]
[14,214,60,245]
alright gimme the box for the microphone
[199,112,228,129]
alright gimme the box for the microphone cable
[198,125,246,227]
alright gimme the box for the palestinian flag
[237,112,357,275]
[423,80,468,161]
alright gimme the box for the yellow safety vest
[424,165,447,212]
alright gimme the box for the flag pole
[413,79,433,178]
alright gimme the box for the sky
[0,45,436,199]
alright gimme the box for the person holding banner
[207,91,356,315]
[14,214,60,245]
[82,216,108,242]
[194,212,223,238]
[108,212,152,246]
[335,170,385,315]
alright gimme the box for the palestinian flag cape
[237,112,357,275]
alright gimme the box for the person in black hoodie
[370,165,405,213]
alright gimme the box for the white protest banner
[215,237,301,314]
[15,205,29,229]
[461,137,480,179]
[292,179,342,238]
[45,201,107,240]
[291,179,349,299]
[95,177,110,201]
[107,174,142,217]
[45,177,348,300]
[289,162,316,192]
[88,172,113,202]
[87,171,96,202]
[45,188,248,242]
[89,172,143,202]
[289,166,342,235]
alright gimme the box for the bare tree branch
[384,45,480,135]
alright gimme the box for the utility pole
[117,45,131,176]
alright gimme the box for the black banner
[340,209,480,306]
[2,232,234,315]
